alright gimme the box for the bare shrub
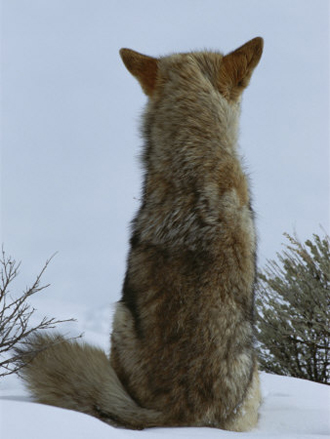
[0,249,74,377]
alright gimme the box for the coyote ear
[120,48,159,96]
[218,37,263,101]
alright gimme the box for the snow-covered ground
[0,304,329,439]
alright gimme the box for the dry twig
[0,248,75,377]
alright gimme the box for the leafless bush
[0,248,74,377]
[255,231,330,384]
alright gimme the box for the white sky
[1,0,329,309]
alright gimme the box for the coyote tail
[15,333,162,430]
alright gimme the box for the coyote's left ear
[120,48,158,96]
[218,37,263,101]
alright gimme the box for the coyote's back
[17,37,264,431]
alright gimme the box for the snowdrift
[1,359,329,438]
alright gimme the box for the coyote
[17,37,264,431]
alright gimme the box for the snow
[1,305,329,439]
[1,370,329,439]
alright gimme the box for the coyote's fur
[17,37,264,431]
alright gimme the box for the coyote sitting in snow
[17,37,264,431]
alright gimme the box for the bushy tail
[15,333,162,430]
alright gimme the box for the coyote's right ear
[120,49,159,96]
[218,37,263,101]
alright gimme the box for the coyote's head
[119,37,263,103]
